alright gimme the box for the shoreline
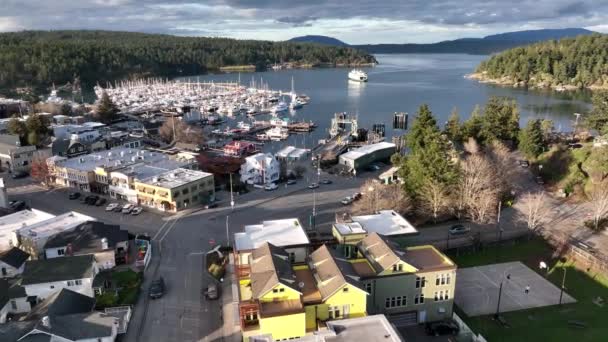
[465,72,608,92]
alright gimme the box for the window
[182,188,189,195]
[436,276,440,286]
[288,253,295,263]
[434,290,449,301]
[75,279,83,286]
[385,296,407,308]
[50,285,54,289]
[446,273,451,285]
[365,283,373,294]
[415,276,426,288]
[245,311,258,321]
[279,288,285,293]
[273,288,279,293]
[57,249,65,256]
[328,306,341,319]
[392,263,403,271]
[67,280,74,286]
[415,294,425,304]
[343,287,349,293]
[11,300,17,310]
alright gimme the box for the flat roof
[0,209,56,248]
[351,210,418,236]
[340,142,395,161]
[402,245,455,271]
[138,168,212,189]
[324,314,403,342]
[234,218,309,251]
[57,147,177,172]
[16,211,96,241]
[294,268,322,304]
[334,222,366,235]
[350,260,376,278]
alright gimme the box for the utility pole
[496,201,503,262]
[230,173,235,210]
[559,267,567,305]
[226,215,230,247]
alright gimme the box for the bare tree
[463,137,480,155]
[159,118,205,144]
[519,191,551,231]
[418,178,449,223]
[30,155,51,187]
[352,180,412,215]
[486,140,512,194]
[589,183,608,230]
[454,150,500,223]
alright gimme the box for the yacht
[271,102,289,114]
[348,69,368,82]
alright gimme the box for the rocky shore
[466,71,608,92]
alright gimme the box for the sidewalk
[221,253,242,342]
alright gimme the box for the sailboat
[289,77,303,110]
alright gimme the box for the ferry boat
[348,69,368,82]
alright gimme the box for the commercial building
[338,142,396,173]
[135,168,215,212]
[0,209,56,252]
[276,146,310,162]
[356,233,457,324]
[332,210,418,244]
[0,134,37,172]
[240,153,280,185]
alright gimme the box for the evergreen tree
[95,91,119,124]
[585,91,608,134]
[461,105,483,141]
[479,97,520,144]
[443,108,462,144]
[518,119,545,159]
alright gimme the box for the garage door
[389,311,418,327]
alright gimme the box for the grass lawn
[95,269,143,308]
[449,238,608,342]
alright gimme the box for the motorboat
[348,69,368,82]
[271,102,289,114]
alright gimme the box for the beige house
[0,134,37,173]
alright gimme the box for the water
[181,54,591,151]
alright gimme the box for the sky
[1,0,608,44]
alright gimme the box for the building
[0,134,37,172]
[51,137,106,159]
[44,222,129,270]
[379,166,402,184]
[135,168,215,212]
[237,242,368,341]
[21,254,99,300]
[0,247,30,278]
[332,210,418,245]
[224,141,256,157]
[24,288,95,320]
[249,314,403,342]
[240,153,280,185]
[338,142,396,173]
[104,131,143,150]
[276,146,310,162]
[0,278,29,323]
[50,147,196,194]
[0,209,56,252]
[234,218,309,267]
[356,233,457,324]
[14,211,96,259]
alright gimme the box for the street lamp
[494,274,511,320]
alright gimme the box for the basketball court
[454,261,576,317]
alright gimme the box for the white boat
[348,69,368,82]
[236,121,252,131]
[266,127,289,141]
[272,102,289,114]
[290,99,304,110]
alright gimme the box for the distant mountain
[288,35,349,46]
[353,28,598,55]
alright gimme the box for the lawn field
[449,238,608,342]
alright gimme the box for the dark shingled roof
[26,288,96,320]
[0,320,36,342]
[44,221,128,254]
[250,242,299,298]
[21,255,95,285]
[32,312,117,340]
[0,247,30,269]
[0,278,27,309]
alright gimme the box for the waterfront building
[338,142,396,173]
[240,153,280,185]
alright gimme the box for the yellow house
[238,243,368,341]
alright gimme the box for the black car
[205,202,218,209]
[68,192,81,200]
[11,171,29,179]
[85,195,99,205]
[321,179,332,185]
[149,277,165,299]
[425,320,460,336]
[9,200,27,211]
[95,198,107,206]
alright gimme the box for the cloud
[0,0,607,43]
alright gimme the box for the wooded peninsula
[0,30,376,93]
[470,34,608,91]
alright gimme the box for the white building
[21,254,99,300]
[0,278,30,323]
[351,210,418,236]
[234,218,309,266]
[275,146,310,162]
[339,142,396,172]
[0,209,56,252]
[240,153,280,185]
[52,124,102,142]
[14,211,96,259]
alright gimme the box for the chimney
[101,237,109,250]
[41,316,51,328]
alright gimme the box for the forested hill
[0,30,376,91]
[288,35,348,46]
[474,34,608,90]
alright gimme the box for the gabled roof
[309,245,364,300]
[26,288,96,320]
[0,278,27,312]
[21,255,95,285]
[0,247,30,268]
[44,221,128,254]
[250,242,299,298]
[25,312,116,341]
[357,233,408,274]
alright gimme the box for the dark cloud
[276,16,318,27]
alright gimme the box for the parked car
[112,204,123,212]
[205,202,218,209]
[95,198,107,206]
[286,179,297,185]
[131,207,143,215]
[85,195,99,205]
[105,203,119,212]
[321,179,332,185]
[519,160,530,168]
[264,183,278,191]
[352,192,362,201]
[341,196,354,205]
[425,320,460,336]
[121,204,134,214]
[149,277,165,299]
[449,224,470,235]
[9,200,27,211]
[68,192,81,200]
[308,183,319,189]
[11,171,29,179]
[204,283,219,300]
